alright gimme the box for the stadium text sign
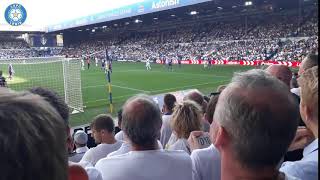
[152,0,180,9]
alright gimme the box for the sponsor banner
[47,0,210,32]
[156,59,301,67]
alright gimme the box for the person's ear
[214,125,229,149]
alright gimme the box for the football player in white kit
[146,58,151,70]
[81,58,85,70]
[95,57,99,67]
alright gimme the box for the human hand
[188,131,206,152]
[288,126,314,152]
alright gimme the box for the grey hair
[213,69,299,169]
[121,94,162,146]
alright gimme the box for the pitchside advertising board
[156,59,301,67]
[71,89,196,147]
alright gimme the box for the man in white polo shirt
[80,114,122,166]
[96,95,193,180]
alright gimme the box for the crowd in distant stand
[0,9,318,61]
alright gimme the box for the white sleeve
[190,152,201,180]
[80,149,93,165]
[85,167,103,180]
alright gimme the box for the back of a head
[214,69,299,169]
[29,87,69,125]
[0,88,67,180]
[163,93,177,111]
[265,65,292,87]
[298,66,318,120]
[171,100,202,139]
[300,54,318,75]
[184,90,204,111]
[91,114,115,133]
[73,130,88,146]
[205,95,219,124]
[122,94,162,147]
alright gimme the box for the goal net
[0,57,84,113]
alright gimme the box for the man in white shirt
[146,58,151,70]
[115,109,125,142]
[80,114,122,166]
[160,93,176,147]
[96,95,193,180]
[211,69,300,179]
[280,66,318,179]
[69,130,89,163]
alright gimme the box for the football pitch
[71,62,256,127]
[1,61,256,127]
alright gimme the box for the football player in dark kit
[87,57,90,69]
[0,71,7,87]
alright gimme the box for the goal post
[0,56,84,113]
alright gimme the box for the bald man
[266,65,292,87]
[266,65,306,161]
[95,95,193,180]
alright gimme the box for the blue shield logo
[5,3,27,26]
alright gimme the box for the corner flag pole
[105,48,113,113]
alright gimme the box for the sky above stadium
[0,0,144,31]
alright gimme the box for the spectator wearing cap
[69,130,89,163]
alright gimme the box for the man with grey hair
[95,94,193,180]
[212,69,300,179]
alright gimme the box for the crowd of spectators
[0,8,318,61]
[0,53,318,180]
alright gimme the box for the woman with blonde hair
[166,100,202,154]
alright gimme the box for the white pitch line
[84,69,229,78]
[84,80,229,104]
[83,84,148,93]
[112,84,149,93]
[150,80,230,94]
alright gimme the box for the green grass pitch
[1,61,259,127]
